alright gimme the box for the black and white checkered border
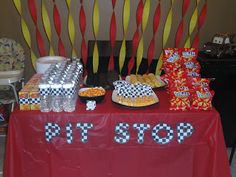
[66,123,73,144]
[114,123,130,144]
[45,122,61,142]
[30,98,40,104]
[116,83,154,98]
[63,88,76,96]
[76,123,93,143]
[177,122,194,144]
[152,123,174,144]
[51,88,63,96]
[39,88,51,96]
[133,123,151,144]
[19,98,30,104]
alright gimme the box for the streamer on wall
[12,0,207,75]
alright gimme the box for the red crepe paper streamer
[112,0,116,8]
[147,2,161,69]
[108,13,117,71]
[192,1,208,48]
[108,0,117,71]
[79,3,88,68]
[128,0,144,74]
[175,0,190,47]
[53,0,65,56]
[28,0,46,56]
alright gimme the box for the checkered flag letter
[177,122,194,144]
[76,123,93,143]
[45,122,61,142]
[152,123,174,144]
[114,123,130,144]
[133,123,151,144]
[66,123,73,144]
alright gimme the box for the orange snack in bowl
[79,88,105,97]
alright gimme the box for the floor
[0,136,235,177]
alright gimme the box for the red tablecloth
[3,90,231,177]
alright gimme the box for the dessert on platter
[125,73,165,88]
[112,80,159,108]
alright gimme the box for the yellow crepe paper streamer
[119,0,130,72]
[136,37,144,73]
[93,0,100,73]
[42,0,54,56]
[136,0,150,73]
[66,0,77,57]
[141,0,150,33]
[184,0,201,48]
[156,0,174,75]
[93,43,99,74]
[13,0,37,69]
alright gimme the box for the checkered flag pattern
[133,123,151,144]
[51,87,63,96]
[152,123,174,144]
[113,80,129,90]
[66,123,73,144]
[45,122,61,142]
[115,82,154,98]
[114,123,130,144]
[19,98,30,104]
[177,122,194,144]
[30,98,40,104]
[76,123,93,143]
[63,88,76,96]
[39,88,51,96]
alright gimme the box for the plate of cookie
[125,73,165,88]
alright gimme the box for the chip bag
[169,90,191,111]
[181,48,198,62]
[162,48,182,73]
[191,86,214,110]
[188,77,210,89]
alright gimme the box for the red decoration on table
[175,0,190,47]
[27,0,46,57]
[52,0,65,56]
[3,90,231,177]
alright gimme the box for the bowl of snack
[78,87,106,103]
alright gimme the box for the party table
[3,90,231,177]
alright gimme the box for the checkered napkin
[115,82,154,98]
